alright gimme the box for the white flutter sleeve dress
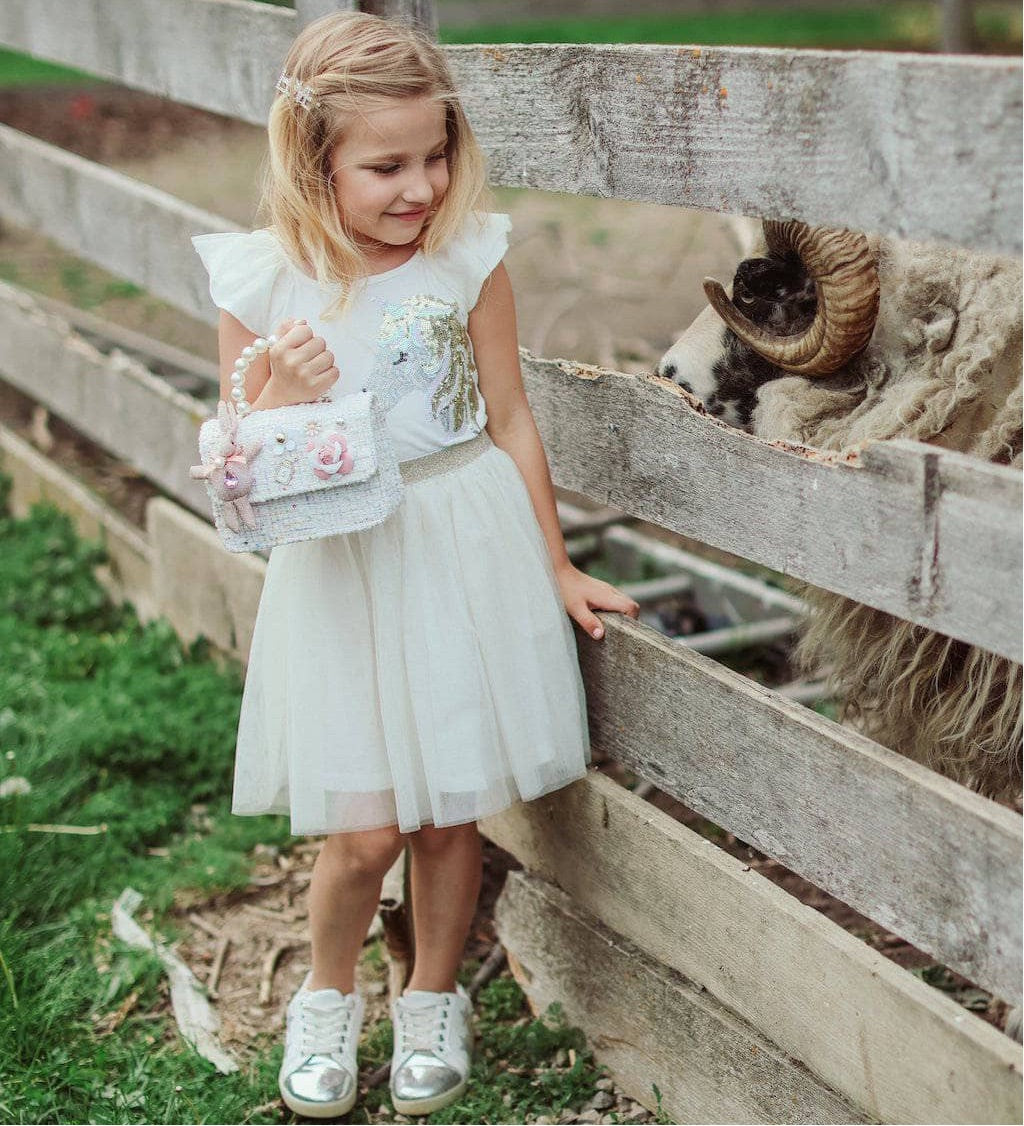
[191,211,592,835]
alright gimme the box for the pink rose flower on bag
[308,431,354,480]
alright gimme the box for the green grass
[0,473,301,1123]
[0,46,101,89]
[58,262,143,309]
[437,2,1021,51]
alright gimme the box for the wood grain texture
[487,794,1022,1125]
[0,0,293,126]
[447,43,1022,253]
[565,612,1023,1004]
[0,3,1019,249]
[0,124,231,324]
[494,869,866,1125]
[0,281,211,520]
[521,354,1022,662]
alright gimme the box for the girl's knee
[409,819,479,854]
[324,823,405,877]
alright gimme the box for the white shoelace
[296,995,353,1057]
[396,998,450,1051]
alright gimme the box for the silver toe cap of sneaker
[281,1054,356,1104]
[391,1051,462,1099]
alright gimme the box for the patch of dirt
[166,835,659,1125]
[169,833,519,1064]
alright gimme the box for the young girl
[192,10,638,1119]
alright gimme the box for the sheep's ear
[218,401,230,428]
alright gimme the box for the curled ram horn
[702,219,881,377]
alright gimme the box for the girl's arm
[470,264,639,640]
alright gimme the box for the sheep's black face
[733,252,817,333]
[705,253,817,426]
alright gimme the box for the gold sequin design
[371,294,480,434]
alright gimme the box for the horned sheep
[657,219,1022,801]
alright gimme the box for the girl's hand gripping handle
[256,318,340,410]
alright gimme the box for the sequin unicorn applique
[370,295,480,434]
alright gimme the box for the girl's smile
[329,95,450,266]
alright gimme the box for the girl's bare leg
[307,824,406,993]
[404,821,482,993]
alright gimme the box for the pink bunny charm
[190,401,265,532]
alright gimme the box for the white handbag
[190,334,403,552]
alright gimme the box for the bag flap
[197,391,382,503]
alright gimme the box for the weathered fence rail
[0,0,1021,251]
[1,0,1021,1121]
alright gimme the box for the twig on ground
[365,1059,391,1089]
[93,989,140,1036]
[244,904,302,924]
[259,941,298,1005]
[241,1098,283,1123]
[187,913,221,940]
[248,872,289,887]
[469,941,507,999]
[208,935,231,1000]
[111,887,239,1074]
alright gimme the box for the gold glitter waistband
[398,430,494,485]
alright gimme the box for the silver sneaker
[279,972,364,1118]
[390,982,473,1115]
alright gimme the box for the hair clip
[275,71,316,110]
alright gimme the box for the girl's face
[328,95,450,258]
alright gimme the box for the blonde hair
[256,11,492,319]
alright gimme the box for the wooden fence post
[941,0,975,52]
[296,2,438,38]
[359,0,438,36]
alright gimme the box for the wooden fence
[0,1,1021,1121]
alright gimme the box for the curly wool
[794,589,1022,800]
[753,237,1022,799]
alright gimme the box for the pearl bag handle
[227,334,278,417]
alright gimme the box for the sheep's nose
[660,361,677,380]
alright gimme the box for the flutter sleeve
[190,227,294,339]
[451,211,512,311]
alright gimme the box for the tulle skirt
[232,433,592,835]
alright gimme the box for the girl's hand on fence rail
[554,561,640,641]
[256,317,340,410]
